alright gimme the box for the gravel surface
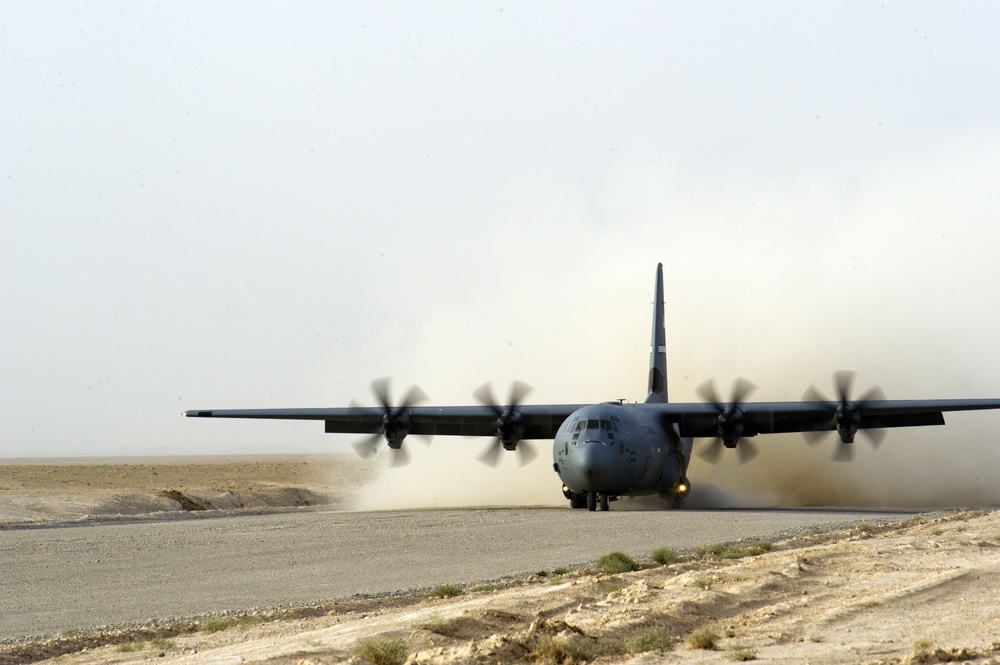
[0,506,913,641]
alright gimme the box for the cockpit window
[584,419,616,432]
[611,414,629,434]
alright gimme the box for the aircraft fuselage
[552,403,692,509]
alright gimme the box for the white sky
[3,1,1000,503]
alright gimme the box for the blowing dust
[341,413,1000,512]
[348,437,566,511]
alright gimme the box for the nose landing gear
[563,485,613,511]
[586,491,610,511]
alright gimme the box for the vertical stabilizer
[645,263,668,403]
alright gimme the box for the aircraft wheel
[587,491,597,511]
[599,493,610,511]
[569,492,587,509]
[670,495,685,509]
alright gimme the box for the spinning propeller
[350,377,428,467]
[474,380,537,467]
[802,370,887,462]
[696,377,759,464]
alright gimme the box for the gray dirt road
[0,507,913,640]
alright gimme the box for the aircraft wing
[185,398,1000,441]
[650,399,1000,438]
[183,405,587,440]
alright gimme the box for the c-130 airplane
[185,264,1000,511]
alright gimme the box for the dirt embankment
[7,509,1000,665]
[0,456,376,524]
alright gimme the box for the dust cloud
[342,361,1000,512]
[341,136,1000,511]
[348,437,566,511]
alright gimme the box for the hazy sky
[4,2,1000,504]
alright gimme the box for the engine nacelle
[835,404,859,443]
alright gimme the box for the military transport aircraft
[184,264,1000,511]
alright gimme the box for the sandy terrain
[3,459,1000,665]
[0,456,376,524]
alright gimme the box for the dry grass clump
[596,550,638,574]
[651,547,680,565]
[692,577,713,590]
[116,641,144,652]
[696,540,774,560]
[416,614,462,637]
[527,633,599,664]
[114,637,177,654]
[352,635,407,665]
[200,615,263,632]
[625,626,676,653]
[524,619,679,662]
[728,644,758,660]
[427,583,463,599]
[687,629,719,650]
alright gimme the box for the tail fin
[645,263,668,403]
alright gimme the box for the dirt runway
[0,505,908,641]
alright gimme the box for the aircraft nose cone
[569,440,615,492]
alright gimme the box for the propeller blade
[834,370,856,404]
[352,432,382,459]
[730,377,756,405]
[832,442,855,462]
[698,438,724,464]
[517,441,538,466]
[508,379,533,408]
[859,385,887,403]
[802,384,831,404]
[349,377,429,463]
[737,438,759,464]
[474,383,502,415]
[477,439,503,467]
[860,427,887,449]
[802,429,829,446]
[371,376,393,410]
[803,372,887,454]
[388,446,409,468]
[697,380,722,408]
[398,384,429,411]
[473,380,533,467]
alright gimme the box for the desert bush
[150,637,176,650]
[651,547,679,565]
[416,615,462,637]
[697,541,774,560]
[352,635,407,665]
[596,550,638,574]
[728,645,758,661]
[687,629,718,650]
[116,641,144,652]
[427,583,463,599]
[528,633,598,664]
[201,617,231,632]
[625,626,676,653]
[201,615,262,632]
[692,577,713,590]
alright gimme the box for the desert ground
[2,457,999,665]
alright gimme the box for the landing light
[677,483,688,494]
